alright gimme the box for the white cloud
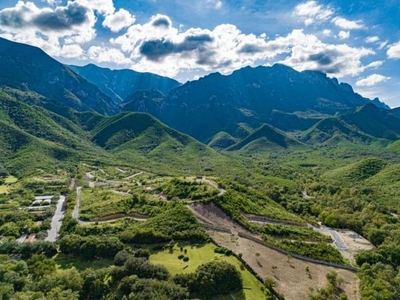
[365,36,379,43]
[365,61,383,69]
[87,46,131,64]
[293,1,334,25]
[378,40,388,50]
[0,1,96,57]
[338,31,349,39]
[75,0,115,15]
[322,29,331,36]
[332,17,363,29]
[387,42,400,59]
[60,44,84,58]
[108,11,377,80]
[356,74,391,87]
[276,30,374,78]
[102,8,135,32]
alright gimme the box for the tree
[194,261,242,298]
[27,254,56,279]
[114,249,132,266]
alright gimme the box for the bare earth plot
[337,229,375,261]
[188,203,360,300]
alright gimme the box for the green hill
[207,131,238,149]
[301,117,373,146]
[342,103,400,140]
[91,112,235,174]
[0,37,117,115]
[323,157,388,184]
[227,123,305,152]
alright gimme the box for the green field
[0,185,9,194]
[150,243,266,300]
[0,175,18,194]
[5,175,18,183]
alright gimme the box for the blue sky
[0,1,400,107]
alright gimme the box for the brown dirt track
[188,203,360,300]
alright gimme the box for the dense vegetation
[4,38,400,299]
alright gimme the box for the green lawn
[0,176,18,194]
[150,243,266,300]
[5,175,18,183]
[54,253,113,271]
[0,185,9,194]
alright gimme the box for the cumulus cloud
[356,74,391,87]
[139,34,214,61]
[387,42,400,59]
[74,0,115,15]
[102,8,135,32]
[151,15,171,28]
[0,1,96,58]
[33,2,89,31]
[0,1,90,31]
[87,46,131,64]
[60,43,84,58]
[332,16,363,29]
[293,1,334,25]
[277,30,374,77]
[110,13,376,79]
[0,2,383,82]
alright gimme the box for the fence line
[238,232,358,272]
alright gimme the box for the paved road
[45,195,65,242]
[312,224,349,251]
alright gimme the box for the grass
[0,176,18,194]
[79,187,131,220]
[150,243,266,300]
[0,185,9,194]
[54,253,113,271]
[5,175,18,183]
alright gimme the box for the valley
[1,37,400,299]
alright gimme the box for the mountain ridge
[0,37,117,115]
[69,64,180,104]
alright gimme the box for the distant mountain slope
[301,117,373,145]
[207,132,238,149]
[90,112,233,174]
[342,103,400,140]
[0,37,117,115]
[120,90,165,113]
[69,64,180,103]
[323,157,388,184]
[227,124,305,152]
[123,64,385,142]
[0,92,116,175]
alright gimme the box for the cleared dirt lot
[188,203,360,300]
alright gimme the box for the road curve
[71,186,147,224]
[202,177,226,196]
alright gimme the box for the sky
[0,1,400,107]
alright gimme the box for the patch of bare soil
[189,203,360,300]
[337,229,374,255]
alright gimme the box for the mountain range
[1,36,400,172]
